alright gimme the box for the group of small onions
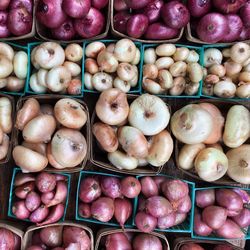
[143,44,202,96]
[12,172,68,225]
[30,42,83,95]
[181,242,237,250]
[27,225,91,250]
[174,102,250,184]
[84,39,139,93]
[101,231,166,250]
[13,97,88,172]
[0,227,21,250]
[0,96,12,161]
[0,43,28,92]
[194,188,250,239]
[203,42,250,98]
[93,88,173,170]
[135,177,192,233]
[78,175,138,227]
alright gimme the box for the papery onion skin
[25,191,41,212]
[132,234,163,250]
[213,0,246,14]
[157,212,176,229]
[127,14,149,39]
[12,200,30,219]
[187,0,211,17]
[113,11,131,34]
[124,0,150,9]
[194,212,213,236]
[174,212,187,226]
[114,198,132,228]
[63,0,91,19]
[233,188,250,204]
[196,189,215,208]
[180,243,204,250]
[15,181,35,199]
[100,176,122,199]
[40,226,62,248]
[0,0,10,11]
[140,177,159,198]
[91,197,114,222]
[142,0,164,23]
[240,1,250,27]
[173,195,192,213]
[135,211,157,233]
[0,11,10,38]
[36,172,56,193]
[232,208,250,228]
[78,202,91,218]
[51,18,76,41]
[79,177,101,203]
[0,228,15,250]
[29,205,49,223]
[121,176,141,198]
[105,233,132,250]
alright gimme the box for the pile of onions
[142,43,202,96]
[0,227,21,250]
[0,0,33,38]
[84,39,140,93]
[93,88,173,171]
[29,42,83,95]
[134,176,191,232]
[194,188,250,239]
[12,171,68,225]
[203,42,250,99]
[78,174,136,226]
[26,224,91,249]
[113,0,189,40]
[101,231,166,250]
[180,242,236,250]
[174,102,250,184]
[36,0,108,40]
[13,97,88,172]
[0,42,28,92]
[0,96,12,161]
[187,0,249,42]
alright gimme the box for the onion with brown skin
[22,142,47,156]
[47,143,65,169]
[0,97,12,133]
[0,133,9,160]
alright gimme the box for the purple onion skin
[157,212,176,229]
[25,191,41,212]
[29,205,49,223]
[12,201,30,220]
[0,11,10,38]
[174,212,187,226]
[135,211,157,233]
[127,14,149,39]
[92,0,109,9]
[233,188,250,204]
[9,0,33,14]
[113,11,131,34]
[213,0,246,14]
[232,208,250,228]
[51,18,76,40]
[142,0,164,23]
[100,176,122,199]
[239,26,250,40]
[194,212,213,236]
[197,12,229,43]
[140,176,159,198]
[124,0,150,9]
[196,189,215,208]
[63,0,91,19]
[114,0,128,11]
[0,0,10,11]
[187,0,211,18]
[240,1,250,27]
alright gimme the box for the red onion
[13,233,21,250]
[174,212,187,225]
[157,212,176,229]
[181,243,204,250]
[161,180,189,202]
[135,211,157,233]
[142,0,164,23]
[7,7,32,36]
[145,22,180,40]
[232,208,250,228]
[172,195,192,213]
[79,202,91,218]
[15,181,35,199]
[54,174,67,181]
[105,233,132,250]
[197,13,229,43]
[213,245,234,250]
[222,14,243,42]
[113,11,131,34]
[121,176,141,198]
[10,0,33,14]
[40,226,63,247]
[12,200,30,219]
[27,247,44,250]
[51,18,76,40]
[127,14,149,38]
[0,0,10,11]
[215,219,244,239]
[227,209,241,217]
[196,189,215,208]
[65,243,80,250]
[74,7,105,38]
[92,0,109,9]
[213,0,246,14]
[46,181,68,207]
[114,198,132,227]
[132,234,163,250]
[0,11,10,37]
[194,211,213,236]
[29,205,49,223]
[124,0,150,9]
[140,177,159,198]
[36,172,56,193]
[14,173,35,186]
[233,188,250,204]
[114,0,128,11]
[138,196,146,211]
[41,191,55,205]
[63,226,91,250]
[32,231,46,247]
[79,177,101,203]
[161,1,190,29]
[202,205,227,230]
[101,176,122,199]
[91,197,114,222]
[63,0,91,18]
[239,26,250,40]
[36,0,67,29]
[0,228,15,250]
[145,196,173,218]
[240,1,250,27]
[25,191,41,212]
[187,0,211,17]
[153,176,166,190]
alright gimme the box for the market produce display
[203,42,250,98]
[0,226,21,249]
[10,171,69,225]
[179,242,236,250]
[194,188,250,239]
[142,44,202,96]
[84,39,140,93]
[13,97,88,172]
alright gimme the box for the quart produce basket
[95,228,170,250]
[141,43,204,98]
[0,42,28,96]
[76,170,135,227]
[90,94,171,176]
[175,98,250,187]
[23,221,94,250]
[0,93,15,165]
[110,0,184,44]
[82,39,143,94]
[25,42,84,97]
[192,186,250,241]
[13,94,90,173]
[8,168,71,223]
[133,174,195,233]
[35,0,111,43]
